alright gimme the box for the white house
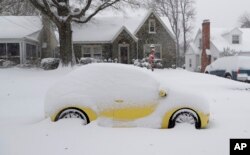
[186,20,250,72]
[0,16,58,64]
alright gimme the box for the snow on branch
[72,0,120,23]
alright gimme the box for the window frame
[6,43,20,57]
[143,44,162,59]
[81,45,103,59]
[26,43,38,60]
[0,43,7,58]
[232,35,240,44]
[189,58,192,68]
[149,19,156,34]
[199,38,202,49]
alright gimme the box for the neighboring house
[72,11,176,67]
[0,16,58,64]
[186,20,250,72]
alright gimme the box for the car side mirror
[159,90,167,97]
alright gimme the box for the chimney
[201,19,211,72]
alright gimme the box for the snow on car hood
[44,64,160,115]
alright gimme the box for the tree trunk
[183,29,187,53]
[175,37,180,67]
[58,22,73,66]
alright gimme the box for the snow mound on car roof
[44,63,160,116]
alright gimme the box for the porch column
[20,41,25,64]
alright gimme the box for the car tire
[168,108,201,129]
[225,74,232,79]
[55,107,90,125]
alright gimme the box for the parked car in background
[205,56,250,82]
[45,64,210,129]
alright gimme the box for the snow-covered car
[205,56,250,82]
[45,64,210,129]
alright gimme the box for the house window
[143,44,162,59]
[199,38,202,49]
[82,45,102,59]
[7,43,20,57]
[149,19,156,33]
[26,44,37,60]
[232,35,240,44]
[0,43,20,63]
[0,43,20,58]
[189,59,192,68]
[0,43,7,58]
[93,46,102,59]
[82,47,91,57]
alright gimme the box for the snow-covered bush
[0,59,16,68]
[41,58,60,70]
[133,58,163,69]
[79,57,103,65]
[80,57,118,65]
[154,59,163,68]
[17,59,41,68]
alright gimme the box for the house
[72,11,177,67]
[186,20,250,72]
[0,16,58,65]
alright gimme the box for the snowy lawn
[0,67,250,155]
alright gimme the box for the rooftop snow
[72,12,173,43]
[0,16,42,39]
[210,28,250,52]
[72,16,143,43]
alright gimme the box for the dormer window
[149,19,156,33]
[232,35,240,44]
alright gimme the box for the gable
[72,17,143,43]
[111,26,138,43]
[112,28,137,44]
[134,11,175,40]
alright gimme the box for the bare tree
[29,0,140,66]
[149,0,195,67]
[239,12,250,28]
[180,0,195,55]
[0,0,3,14]
[0,0,12,15]
[153,0,181,67]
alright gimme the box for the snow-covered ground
[0,67,250,155]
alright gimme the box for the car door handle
[115,99,124,103]
[159,90,167,97]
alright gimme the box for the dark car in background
[205,56,250,82]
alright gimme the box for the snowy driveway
[0,67,250,155]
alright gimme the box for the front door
[119,45,129,64]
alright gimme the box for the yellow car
[45,64,209,129]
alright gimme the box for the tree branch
[72,0,120,23]
[70,0,92,19]
[51,0,59,7]
[29,0,61,26]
